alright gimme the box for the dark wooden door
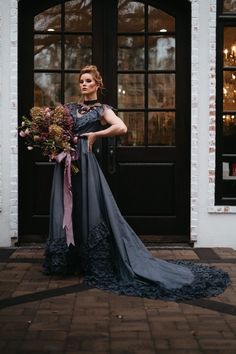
[18,0,191,243]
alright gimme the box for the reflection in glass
[118,36,145,70]
[117,112,144,146]
[34,4,61,31]
[224,27,236,67]
[148,112,175,145]
[65,0,92,32]
[118,0,144,32]
[148,74,175,108]
[65,35,92,69]
[223,161,236,179]
[223,114,236,153]
[148,6,175,32]
[224,0,236,12]
[223,71,236,110]
[34,73,61,107]
[149,36,175,70]
[65,73,81,103]
[118,74,144,109]
[34,35,61,70]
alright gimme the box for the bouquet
[19,105,79,174]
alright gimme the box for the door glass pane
[224,27,236,67]
[65,0,92,32]
[223,71,236,110]
[118,36,145,70]
[118,74,144,109]
[118,1,144,32]
[65,35,92,69]
[65,73,81,103]
[149,36,175,70]
[224,0,236,12]
[34,35,61,69]
[118,112,144,146]
[148,74,175,108]
[223,114,236,153]
[148,6,175,32]
[34,4,61,31]
[148,112,175,146]
[34,73,61,106]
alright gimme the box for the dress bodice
[66,102,109,135]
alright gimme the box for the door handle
[108,145,116,174]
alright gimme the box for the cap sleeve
[96,103,116,118]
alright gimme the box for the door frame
[18,0,191,243]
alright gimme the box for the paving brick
[66,336,109,351]
[110,338,154,351]
[0,246,236,354]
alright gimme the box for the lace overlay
[80,221,116,277]
[43,238,81,275]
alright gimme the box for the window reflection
[34,73,61,107]
[223,161,236,179]
[118,36,145,70]
[34,35,61,70]
[65,0,92,32]
[148,6,175,32]
[118,74,145,109]
[224,0,236,12]
[223,71,236,110]
[34,4,61,31]
[149,36,175,70]
[223,27,236,67]
[223,114,236,153]
[118,112,144,146]
[148,74,175,109]
[118,0,144,32]
[148,112,175,146]
[65,73,81,103]
[65,35,92,69]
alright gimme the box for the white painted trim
[191,0,200,242]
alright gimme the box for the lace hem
[80,221,116,277]
[80,223,230,301]
[42,221,230,301]
[42,238,81,275]
[84,260,230,301]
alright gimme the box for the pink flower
[44,107,51,118]
[19,130,26,137]
[73,136,78,143]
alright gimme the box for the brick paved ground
[0,246,236,354]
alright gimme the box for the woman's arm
[81,108,127,152]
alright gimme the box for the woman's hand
[80,132,97,152]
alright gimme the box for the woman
[43,65,230,300]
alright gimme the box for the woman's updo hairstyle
[79,65,103,90]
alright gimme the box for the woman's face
[79,73,99,97]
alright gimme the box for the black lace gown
[43,103,230,301]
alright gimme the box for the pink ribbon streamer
[55,151,75,247]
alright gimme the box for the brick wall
[0,0,18,246]
[207,0,236,214]
[191,0,200,242]
[9,0,18,242]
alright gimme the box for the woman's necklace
[83,99,99,105]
